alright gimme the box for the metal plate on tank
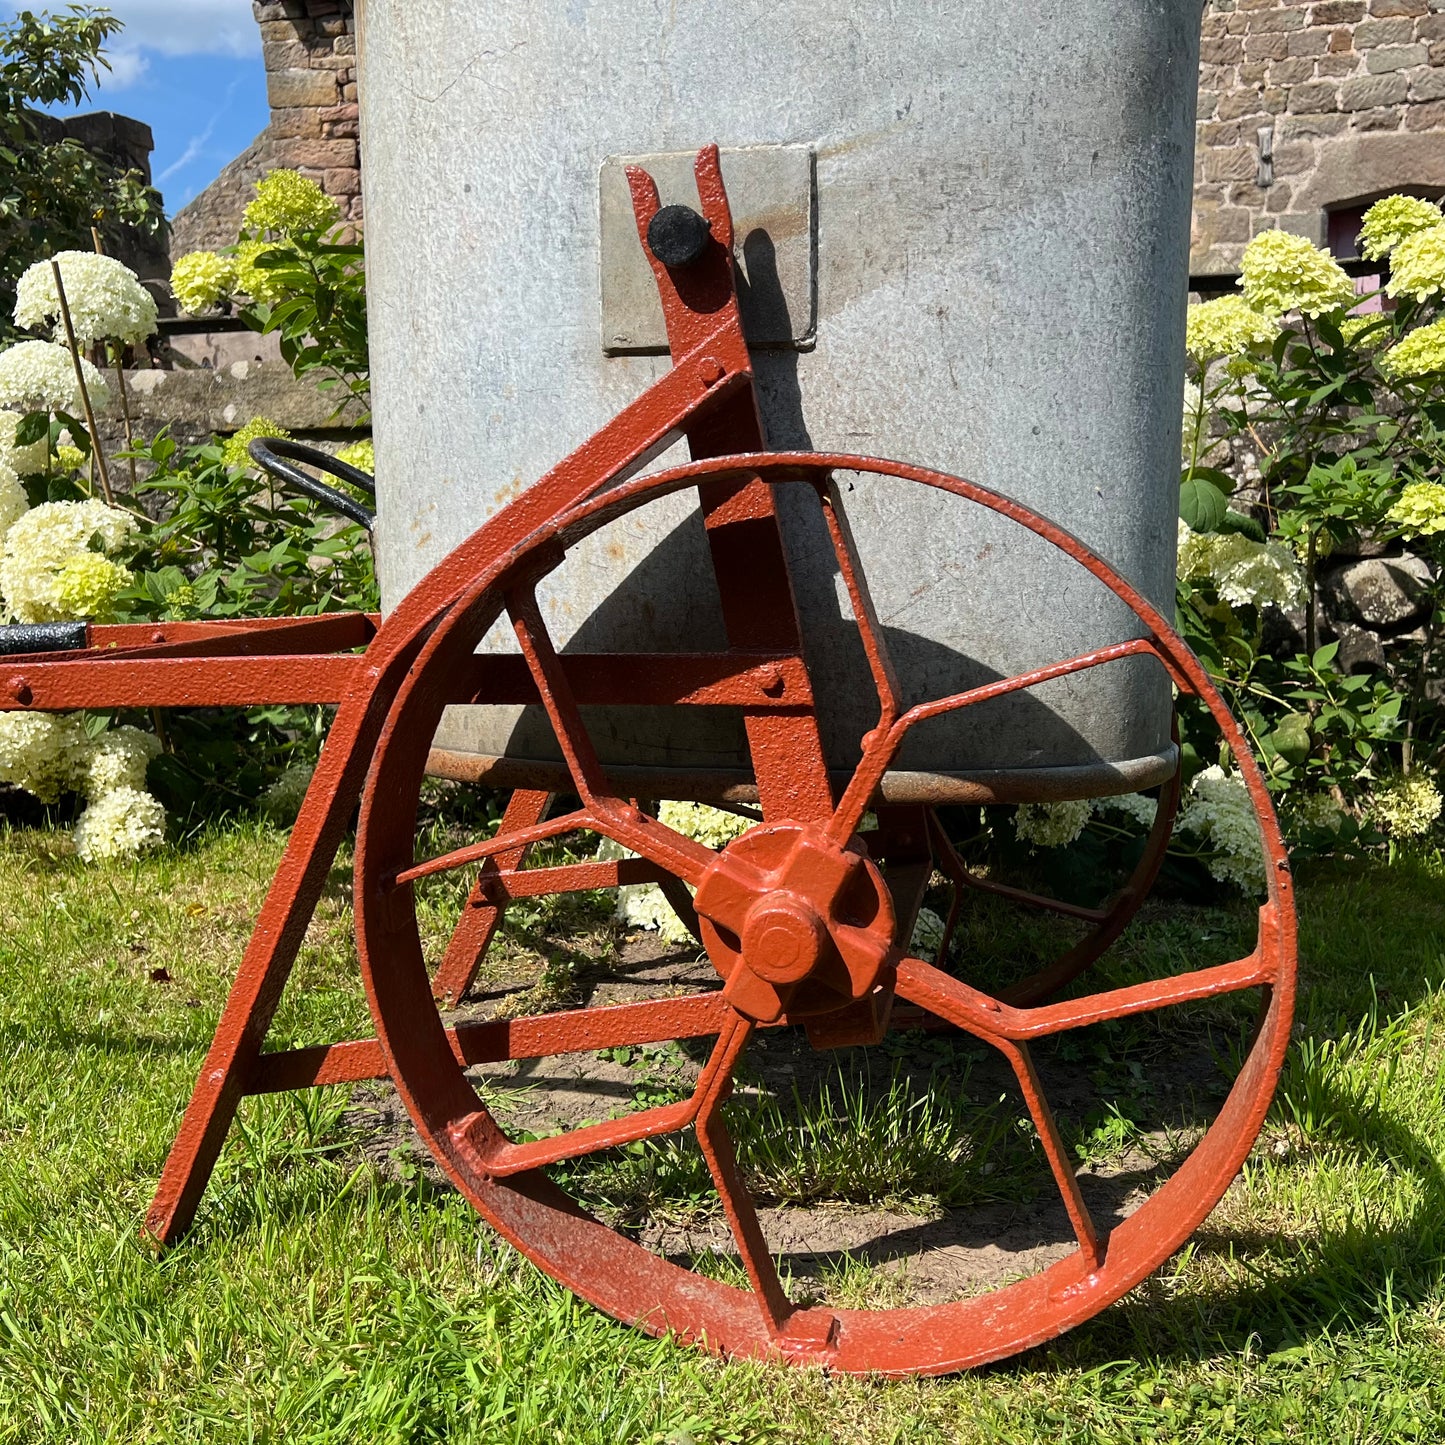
[600,145,816,352]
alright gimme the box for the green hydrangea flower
[1239,230,1357,318]
[244,169,340,236]
[1359,195,1443,261]
[222,417,293,471]
[1387,480,1445,537]
[1185,296,1278,365]
[1385,224,1445,303]
[336,438,374,474]
[233,239,296,307]
[170,251,236,314]
[1380,317,1445,380]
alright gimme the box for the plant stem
[89,228,138,492]
[50,258,113,506]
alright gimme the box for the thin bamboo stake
[50,258,113,505]
[91,227,138,492]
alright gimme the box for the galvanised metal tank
[356,0,1201,802]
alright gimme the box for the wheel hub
[692,823,898,1023]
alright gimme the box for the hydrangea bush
[1172,193,1445,870]
[0,176,377,854]
[170,169,368,416]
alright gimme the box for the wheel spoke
[504,585,719,885]
[817,475,903,731]
[831,636,1165,843]
[692,1022,794,1332]
[447,1010,751,1178]
[1000,1038,1103,1268]
[895,942,1276,1043]
[393,806,596,887]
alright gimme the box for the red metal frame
[0,146,1297,1374]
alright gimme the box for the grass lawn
[2,819,1444,1443]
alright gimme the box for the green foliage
[242,237,370,415]
[0,6,163,337]
[1178,237,1445,842]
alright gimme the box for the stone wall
[1193,0,1445,273]
[169,0,358,256]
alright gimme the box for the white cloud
[95,46,150,91]
[87,1,260,58]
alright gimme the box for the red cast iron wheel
[353,452,1297,1376]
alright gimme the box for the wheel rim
[354,452,1297,1376]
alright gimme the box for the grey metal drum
[355,0,1201,802]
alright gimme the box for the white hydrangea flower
[260,763,315,823]
[14,252,159,347]
[1289,792,1346,835]
[0,340,110,414]
[0,498,137,622]
[0,710,91,802]
[0,408,50,476]
[0,456,25,543]
[1177,520,1305,611]
[1177,765,1266,895]
[1091,792,1159,828]
[72,785,166,861]
[605,800,752,940]
[80,726,160,799]
[1371,774,1442,839]
[1014,798,1091,849]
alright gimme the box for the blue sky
[12,0,270,215]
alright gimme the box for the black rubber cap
[646,205,712,268]
[0,621,89,656]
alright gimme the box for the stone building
[168,0,359,256]
[1193,0,1445,278]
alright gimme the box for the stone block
[1247,31,1291,57]
[269,106,322,139]
[1273,55,1320,79]
[269,137,357,169]
[1340,69,1411,101]
[116,360,367,433]
[1311,0,1366,19]
[1405,95,1445,122]
[323,166,362,196]
[1289,27,1331,52]
[1318,52,1362,72]
[1266,179,1297,208]
[1370,0,1428,13]
[1200,118,1246,144]
[1248,7,1307,27]
[1353,102,1406,123]
[1356,15,1417,39]
[1409,62,1445,93]
[1432,39,1445,58]
[1418,13,1445,34]
[1366,41,1429,66]
[1289,77,1343,106]
[1281,108,1352,135]
[267,67,339,110]
[1331,555,1433,627]
[1219,88,1269,118]
[1204,144,1262,180]
[1275,136,1319,170]
[1203,35,1247,60]
[1243,59,1272,81]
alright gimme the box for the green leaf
[1311,642,1340,670]
[1269,713,1312,767]
[1180,477,1229,532]
[1216,509,1266,543]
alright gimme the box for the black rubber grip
[0,621,91,656]
[247,437,376,530]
